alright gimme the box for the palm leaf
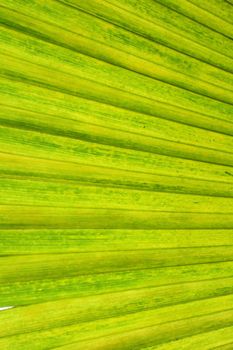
[0,0,233,348]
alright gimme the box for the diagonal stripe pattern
[0,0,233,349]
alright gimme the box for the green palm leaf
[1,0,233,348]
